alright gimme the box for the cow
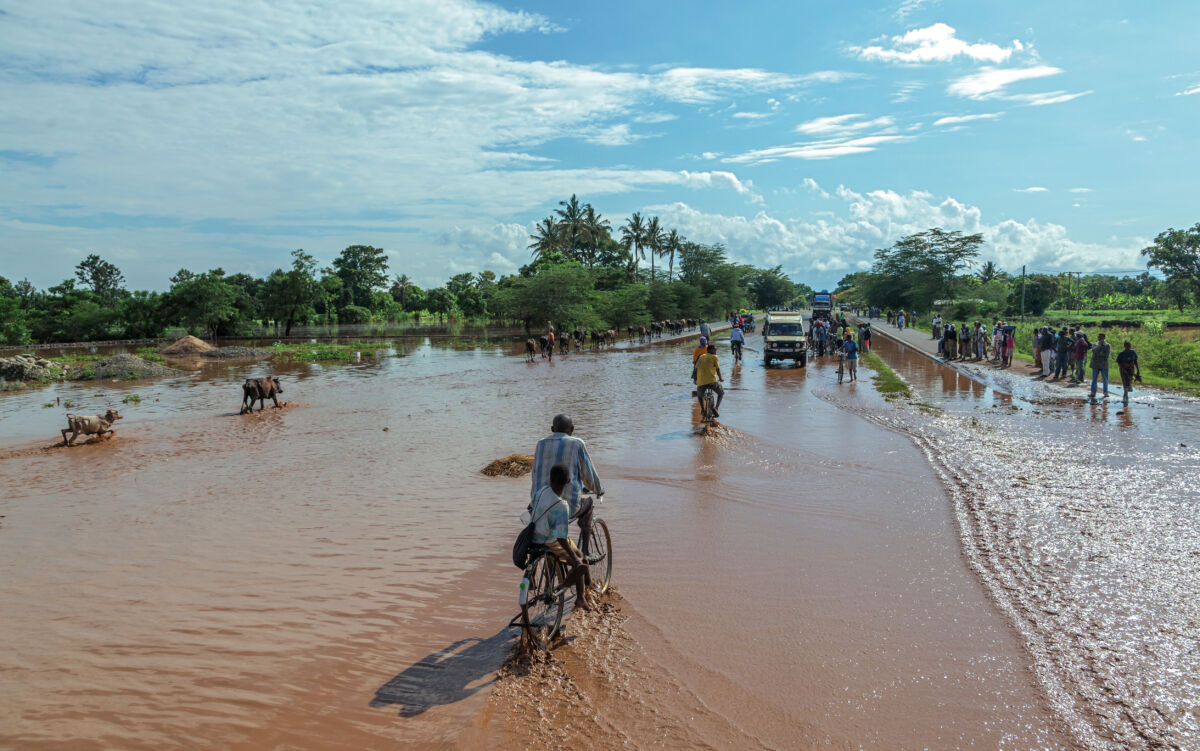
[241,377,284,414]
[61,409,122,446]
[638,325,647,343]
[524,339,537,363]
[559,335,569,355]
[538,335,550,359]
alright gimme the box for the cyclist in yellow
[694,343,724,417]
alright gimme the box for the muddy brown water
[1,332,1196,749]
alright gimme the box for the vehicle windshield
[767,323,803,336]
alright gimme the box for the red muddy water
[1,328,1194,749]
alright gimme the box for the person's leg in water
[849,358,857,381]
[713,382,724,416]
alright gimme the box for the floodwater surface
[1,330,1194,749]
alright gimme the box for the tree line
[836,223,1200,319]
[0,195,811,345]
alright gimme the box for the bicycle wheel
[524,553,565,645]
[837,360,844,383]
[581,518,613,595]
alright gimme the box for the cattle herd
[524,319,700,363]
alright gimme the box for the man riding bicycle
[695,343,724,418]
[729,325,744,361]
[530,414,603,563]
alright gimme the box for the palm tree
[644,216,665,282]
[662,229,683,281]
[581,204,611,268]
[977,260,1002,283]
[527,218,560,259]
[620,212,646,279]
[391,273,415,310]
[554,194,587,262]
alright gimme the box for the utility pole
[1020,265,1027,321]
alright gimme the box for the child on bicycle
[532,464,594,611]
[730,325,744,361]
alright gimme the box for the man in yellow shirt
[694,344,724,417]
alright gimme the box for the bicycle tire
[581,518,613,594]
[525,553,565,646]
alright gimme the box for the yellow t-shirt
[695,353,719,386]
[692,346,707,364]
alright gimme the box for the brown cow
[524,339,537,363]
[241,377,284,413]
[61,409,122,446]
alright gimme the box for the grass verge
[269,341,396,362]
[862,351,911,399]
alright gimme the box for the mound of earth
[202,346,271,359]
[160,335,214,355]
[75,354,182,380]
[482,454,534,478]
[0,354,60,381]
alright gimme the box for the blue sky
[1,0,1197,291]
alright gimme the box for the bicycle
[836,352,845,384]
[698,385,718,422]
[731,341,742,363]
[513,495,612,651]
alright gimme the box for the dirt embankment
[160,335,214,355]
[0,354,60,381]
[202,346,271,359]
[74,355,182,380]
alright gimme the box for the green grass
[49,352,107,365]
[269,341,391,362]
[135,347,166,363]
[122,394,142,404]
[862,351,912,399]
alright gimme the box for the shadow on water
[370,631,511,718]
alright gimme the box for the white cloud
[948,65,1062,98]
[1013,186,1049,193]
[643,187,1143,281]
[1020,90,1092,106]
[894,0,940,21]
[795,113,894,135]
[853,23,1023,65]
[892,80,924,103]
[1068,188,1093,193]
[587,124,645,146]
[724,134,910,164]
[1176,84,1200,96]
[933,112,1003,127]
[802,178,830,199]
[732,111,773,120]
[675,170,761,201]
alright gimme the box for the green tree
[598,284,650,329]
[165,270,240,340]
[118,291,166,339]
[74,254,126,307]
[976,260,1003,283]
[333,245,390,308]
[425,287,457,324]
[1007,275,1060,317]
[1142,223,1200,304]
[749,266,796,309]
[662,229,683,282]
[390,274,418,310]
[496,264,599,332]
[554,195,588,263]
[644,216,664,282]
[527,218,561,260]
[263,250,319,336]
[678,242,727,286]
[0,295,30,345]
[873,228,983,311]
[620,212,646,280]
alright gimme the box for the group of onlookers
[886,310,918,329]
[933,316,1016,367]
[1032,326,1142,404]
[924,314,1143,405]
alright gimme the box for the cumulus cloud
[932,112,1003,127]
[644,187,1143,283]
[852,23,1023,65]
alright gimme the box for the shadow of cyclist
[370,630,511,717]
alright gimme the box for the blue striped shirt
[529,433,603,515]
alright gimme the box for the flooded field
[1,330,1196,749]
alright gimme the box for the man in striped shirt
[530,414,603,555]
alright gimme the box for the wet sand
[1,330,1192,748]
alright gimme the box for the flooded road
[0,331,1194,749]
